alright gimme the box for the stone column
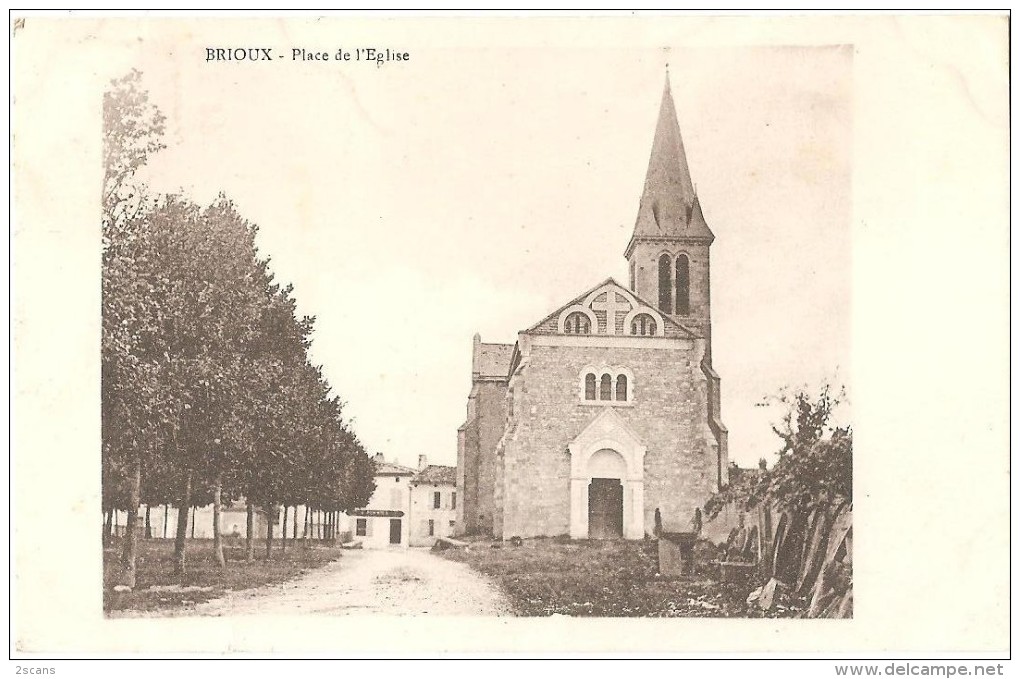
[570,477,588,539]
[625,480,644,539]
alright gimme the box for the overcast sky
[133,41,852,469]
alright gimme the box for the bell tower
[625,72,728,489]
[624,74,715,353]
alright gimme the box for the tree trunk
[144,505,152,539]
[191,506,196,539]
[292,506,298,541]
[245,502,255,562]
[163,503,169,539]
[118,455,142,588]
[281,506,289,553]
[103,509,112,546]
[265,506,274,559]
[173,472,192,578]
[212,475,225,568]
[303,506,309,542]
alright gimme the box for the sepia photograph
[10,12,1009,660]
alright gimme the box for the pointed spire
[632,73,701,240]
[686,193,714,241]
[646,74,695,200]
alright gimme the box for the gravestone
[657,531,698,576]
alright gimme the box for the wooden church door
[588,478,624,539]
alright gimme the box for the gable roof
[524,277,698,339]
[375,460,418,476]
[473,337,514,379]
[413,465,456,486]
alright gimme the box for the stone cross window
[592,290,631,335]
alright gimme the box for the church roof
[472,336,514,379]
[629,74,714,251]
[524,277,698,339]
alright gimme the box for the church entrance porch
[588,478,623,539]
[567,408,647,540]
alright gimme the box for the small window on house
[449,520,456,529]
[616,374,628,401]
[428,519,435,536]
[629,260,636,290]
[452,492,457,509]
[599,374,612,400]
[356,518,367,536]
[585,373,596,400]
[433,491,441,509]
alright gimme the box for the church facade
[456,77,728,541]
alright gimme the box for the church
[456,76,728,541]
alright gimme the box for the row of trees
[101,71,375,588]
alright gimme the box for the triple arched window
[564,311,591,334]
[581,369,633,403]
[657,253,691,316]
[630,313,657,336]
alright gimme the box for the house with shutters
[345,453,417,548]
[342,453,458,548]
[409,458,457,547]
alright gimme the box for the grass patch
[438,537,762,617]
[103,537,343,614]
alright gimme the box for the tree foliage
[705,384,852,519]
[101,71,375,578]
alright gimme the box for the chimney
[418,454,428,471]
[373,452,385,464]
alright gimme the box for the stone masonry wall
[474,379,507,535]
[630,241,712,338]
[499,340,718,539]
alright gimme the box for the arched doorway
[567,409,647,540]
[587,449,626,539]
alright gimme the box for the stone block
[658,531,697,576]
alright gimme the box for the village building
[116,454,458,548]
[457,76,728,541]
[409,457,457,547]
[343,453,418,548]
[112,501,272,541]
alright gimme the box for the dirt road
[194,547,511,616]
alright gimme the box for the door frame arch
[566,409,646,539]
